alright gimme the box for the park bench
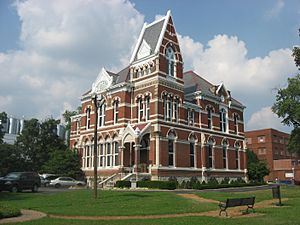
[219,196,255,216]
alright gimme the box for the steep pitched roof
[130,10,171,63]
[183,71,244,108]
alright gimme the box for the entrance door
[140,134,150,173]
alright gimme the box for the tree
[0,112,7,144]
[42,149,84,180]
[272,46,300,154]
[16,118,66,172]
[247,149,269,182]
[0,144,26,176]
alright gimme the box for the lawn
[0,186,300,225]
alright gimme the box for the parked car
[39,174,59,187]
[0,172,41,192]
[49,177,85,188]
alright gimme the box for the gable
[91,67,113,94]
[137,39,151,60]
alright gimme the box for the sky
[0,0,299,132]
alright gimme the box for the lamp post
[93,94,99,199]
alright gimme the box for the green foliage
[41,149,84,180]
[115,180,131,188]
[137,180,176,190]
[292,46,300,69]
[247,149,269,182]
[272,46,300,155]
[0,111,7,144]
[0,205,21,219]
[0,144,26,176]
[15,118,66,172]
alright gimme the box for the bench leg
[219,209,228,217]
[246,205,255,213]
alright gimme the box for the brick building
[245,128,300,182]
[70,11,247,185]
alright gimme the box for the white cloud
[265,0,285,20]
[0,0,144,119]
[246,106,290,132]
[178,34,297,131]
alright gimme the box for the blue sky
[0,0,299,132]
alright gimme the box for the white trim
[130,22,147,63]
[154,10,171,53]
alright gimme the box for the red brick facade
[245,128,299,182]
[70,11,247,184]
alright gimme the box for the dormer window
[166,47,175,77]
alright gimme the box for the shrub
[137,181,176,190]
[115,180,131,188]
[221,177,230,184]
[0,205,21,219]
[168,176,179,188]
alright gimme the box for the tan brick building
[245,128,300,182]
[70,11,247,185]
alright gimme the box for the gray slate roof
[183,71,244,108]
[134,20,165,61]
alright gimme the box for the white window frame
[113,100,119,124]
[145,96,150,121]
[86,108,91,130]
[138,98,144,122]
[166,47,176,77]
[98,103,106,127]
[219,108,227,132]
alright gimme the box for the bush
[168,176,179,188]
[137,181,176,190]
[0,205,21,219]
[115,180,131,188]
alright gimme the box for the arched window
[113,100,119,124]
[163,94,167,120]
[86,107,91,129]
[166,47,175,77]
[219,108,227,132]
[138,98,144,122]
[189,136,196,168]
[222,139,228,169]
[173,98,179,122]
[98,102,106,127]
[106,141,112,167]
[145,96,150,121]
[168,131,176,167]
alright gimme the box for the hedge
[115,180,131,188]
[137,181,176,190]
[0,205,21,219]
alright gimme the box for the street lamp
[92,94,99,199]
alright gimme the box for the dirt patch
[0,210,46,224]
[177,193,219,203]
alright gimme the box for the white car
[49,177,85,188]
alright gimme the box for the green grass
[0,190,216,216]
[1,186,300,225]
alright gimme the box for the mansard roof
[183,71,245,109]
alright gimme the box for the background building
[70,11,247,186]
[1,115,24,144]
[245,128,300,182]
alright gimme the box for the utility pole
[93,94,99,199]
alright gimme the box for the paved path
[0,210,46,224]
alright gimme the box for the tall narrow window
[113,100,119,124]
[235,143,240,169]
[188,109,194,125]
[86,108,91,129]
[113,141,119,166]
[207,107,212,129]
[106,142,112,167]
[163,95,167,120]
[190,142,195,167]
[234,114,239,134]
[98,103,106,127]
[145,96,150,121]
[207,139,214,168]
[168,139,174,166]
[219,108,227,132]
[167,97,172,121]
[166,47,175,77]
[174,98,179,122]
[222,140,227,169]
[99,143,104,167]
[138,98,144,122]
